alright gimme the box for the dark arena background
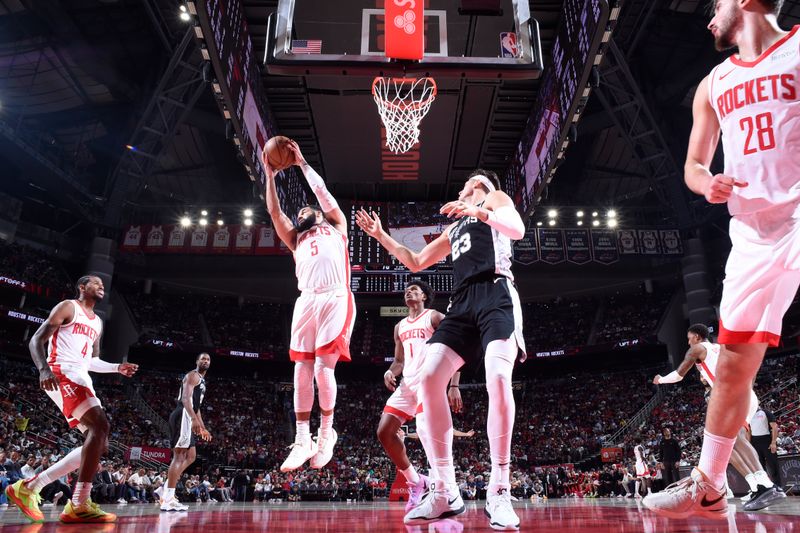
[1,0,799,531]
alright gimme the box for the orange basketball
[263,136,294,171]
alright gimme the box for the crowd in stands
[522,296,596,351]
[595,287,673,344]
[0,240,73,295]
[124,292,206,345]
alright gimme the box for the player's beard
[713,7,742,51]
[295,215,317,233]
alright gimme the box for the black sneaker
[743,485,786,512]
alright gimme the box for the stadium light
[608,219,618,228]
[592,220,600,227]
[548,219,556,226]
[244,218,253,226]
[592,211,598,217]
[180,217,191,228]
[547,209,557,218]
[179,4,191,21]
[217,219,224,226]
[201,209,208,216]
[536,221,542,227]
[577,220,583,226]
[607,209,617,218]
[576,210,584,218]
[244,208,253,217]
[199,218,208,226]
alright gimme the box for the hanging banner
[145,225,166,252]
[590,229,619,265]
[165,226,188,253]
[513,229,539,265]
[617,229,638,255]
[565,229,591,265]
[538,229,565,264]
[660,229,683,255]
[120,225,143,251]
[233,225,255,254]
[638,229,661,255]
[211,226,232,253]
[189,227,210,253]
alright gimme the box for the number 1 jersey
[708,25,800,215]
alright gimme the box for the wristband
[484,206,525,240]
[449,385,459,388]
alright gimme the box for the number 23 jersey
[448,203,514,293]
[708,25,800,215]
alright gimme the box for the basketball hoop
[372,77,437,154]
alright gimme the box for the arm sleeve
[658,370,684,384]
[88,358,120,373]
[300,164,339,213]
[484,206,525,240]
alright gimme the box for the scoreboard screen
[350,271,454,294]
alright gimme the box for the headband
[470,175,496,193]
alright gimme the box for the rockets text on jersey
[294,221,350,292]
[47,300,103,371]
[397,309,435,380]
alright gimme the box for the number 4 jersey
[708,25,800,215]
[47,299,103,372]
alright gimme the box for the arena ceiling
[3,0,800,234]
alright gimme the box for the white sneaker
[52,491,64,504]
[280,434,318,472]
[484,487,520,531]
[160,498,189,512]
[403,483,465,524]
[740,491,753,503]
[310,428,337,469]
[641,468,728,520]
[117,498,128,504]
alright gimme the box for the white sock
[400,465,420,485]
[27,446,83,492]
[745,473,758,492]
[485,339,516,496]
[296,420,311,441]
[697,430,736,489]
[754,470,774,488]
[72,482,92,506]
[163,487,175,501]
[320,413,334,438]
[635,480,641,496]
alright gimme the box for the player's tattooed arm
[29,301,73,391]
[653,345,703,384]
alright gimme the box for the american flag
[291,39,322,54]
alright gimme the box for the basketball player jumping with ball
[262,139,355,473]
[357,169,526,530]
[644,0,799,519]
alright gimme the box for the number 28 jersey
[448,203,514,292]
[708,26,800,215]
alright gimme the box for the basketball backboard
[265,0,543,79]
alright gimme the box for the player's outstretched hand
[39,367,59,392]
[286,140,307,167]
[355,209,383,238]
[704,174,747,204]
[652,375,661,385]
[199,429,212,442]
[440,200,481,219]
[118,362,139,377]
[383,370,397,391]
[448,386,463,413]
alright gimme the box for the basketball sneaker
[310,428,337,469]
[641,468,727,520]
[160,497,189,512]
[403,482,465,524]
[280,434,318,472]
[484,487,520,531]
[742,485,786,512]
[59,499,117,523]
[405,473,431,513]
[5,479,44,523]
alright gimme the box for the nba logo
[500,32,518,58]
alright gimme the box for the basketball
[264,136,294,171]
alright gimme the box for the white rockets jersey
[397,309,435,380]
[47,300,103,371]
[634,445,646,465]
[696,341,721,387]
[707,26,800,215]
[294,222,350,292]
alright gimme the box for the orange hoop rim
[372,76,438,111]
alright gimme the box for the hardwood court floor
[1,497,798,532]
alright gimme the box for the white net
[372,77,437,154]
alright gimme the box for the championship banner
[189,227,210,253]
[513,229,539,265]
[638,229,661,255]
[617,229,638,255]
[211,226,232,254]
[120,225,143,251]
[145,225,166,251]
[537,229,565,264]
[590,229,619,265]
[660,229,683,255]
[165,225,188,253]
[233,225,256,254]
[565,229,591,265]
[125,446,171,464]
[601,447,623,463]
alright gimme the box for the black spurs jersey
[448,204,514,292]
[176,371,206,413]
